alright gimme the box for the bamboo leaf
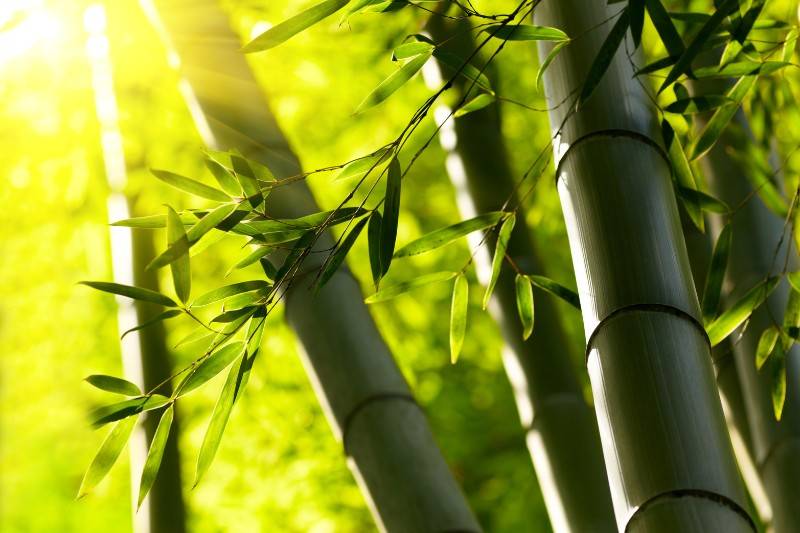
[242,0,350,52]
[186,203,239,243]
[392,41,434,60]
[450,273,468,364]
[731,0,765,44]
[80,281,177,307]
[91,395,169,428]
[756,326,779,370]
[529,275,581,310]
[85,375,141,396]
[151,169,230,202]
[205,159,241,196]
[121,309,182,340]
[229,246,273,273]
[689,75,757,160]
[221,289,268,312]
[482,24,568,42]
[536,40,569,90]
[707,277,780,346]
[380,157,401,274]
[365,271,457,303]
[193,281,269,307]
[781,288,800,351]
[579,8,629,107]
[137,404,174,508]
[645,0,685,57]
[241,207,368,234]
[772,355,787,420]
[317,217,368,290]
[787,272,800,293]
[432,50,493,93]
[515,274,534,340]
[194,353,245,486]
[454,93,495,118]
[701,224,732,323]
[782,28,798,62]
[692,60,791,79]
[662,119,703,230]
[665,95,733,114]
[230,155,265,208]
[335,148,392,181]
[167,207,191,303]
[77,416,137,498]
[368,211,383,287]
[177,342,245,397]
[658,0,739,93]
[394,211,505,257]
[676,186,730,214]
[356,52,431,113]
[483,213,515,309]
[629,0,645,48]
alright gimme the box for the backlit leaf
[450,273,468,364]
[536,40,569,90]
[529,275,581,310]
[137,404,173,508]
[241,0,350,52]
[205,158,241,196]
[707,277,780,346]
[380,157,401,275]
[365,271,457,303]
[151,169,230,202]
[781,288,800,351]
[85,375,141,396]
[515,274,534,340]
[394,211,505,257]
[432,49,493,93]
[483,213,515,309]
[80,281,177,307]
[91,395,169,428]
[77,416,137,498]
[772,355,786,420]
[689,75,757,160]
[167,206,191,303]
[454,93,495,118]
[177,342,245,397]
[482,24,568,42]
[662,119,703,230]
[356,52,431,113]
[701,224,732,323]
[665,95,732,114]
[756,326,779,370]
[317,217,368,290]
[368,211,383,287]
[193,281,269,307]
[335,148,393,181]
[120,309,182,340]
[676,186,729,214]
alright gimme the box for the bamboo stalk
[142,1,481,531]
[424,14,615,532]
[535,1,754,530]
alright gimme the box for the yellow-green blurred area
[1,0,798,532]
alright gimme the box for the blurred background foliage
[1,0,798,531]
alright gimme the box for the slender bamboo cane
[698,115,800,532]
[424,15,615,532]
[535,1,754,530]
[141,1,481,531]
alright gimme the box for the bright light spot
[250,20,272,40]
[83,3,105,34]
[0,2,63,67]
[85,33,108,60]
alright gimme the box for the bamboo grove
[71,0,800,531]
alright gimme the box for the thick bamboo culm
[698,114,800,532]
[425,14,615,533]
[535,1,755,531]
[143,1,481,531]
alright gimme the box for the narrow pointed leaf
[536,40,569,90]
[242,0,350,52]
[85,375,141,396]
[77,416,137,498]
[317,217,368,290]
[193,281,269,307]
[676,186,729,214]
[336,148,392,181]
[368,211,383,287]
[701,224,732,323]
[689,75,757,160]
[529,275,581,310]
[515,274,534,340]
[177,342,245,397]
[80,281,177,307]
[756,326,779,370]
[137,405,173,508]
[186,203,239,243]
[432,49,493,93]
[90,395,169,428]
[229,246,273,273]
[241,207,367,234]
[483,24,567,41]
[629,0,645,48]
[450,273,468,364]
[787,272,800,293]
[205,158,241,196]
[662,120,703,230]
[692,61,791,79]
[454,93,495,118]
[167,206,191,303]
[393,41,434,60]
[484,214,515,309]
[230,155,264,208]
[380,157,401,274]
[781,288,800,351]
[579,8,629,107]
[772,355,787,420]
[664,95,732,114]
[707,277,780,346]
[782,28,798,62]
[356,52,431,113]
[365,271,457,303]
[394,211,505,257]
[151,169,230,202]
[645,0,684,57]
[120,309,182,340]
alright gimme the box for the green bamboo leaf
[242,0,350,53]
[335,148,392,181]
[394,211,505,257]
[317,217,368,290]
[177,342,245,397]
[529,275,581,310]
[629,0,645,48]
[515,274,534,340]
[228,246,273,273]
[212,306,258,324]
[692,61,791,79]
[756,326,779,370]
[205,158,241,197]
[432,50,493,93]
[356,52,431,113]
[536,40,569,90]
[274,231,316,282]
[380,157,401,275]
[645,0,685,57]
[707,277,780,346]
[676,186,729,214]
[772,354,786,420]
[193,281,269,307]
[368,211,383,287]
[230,155,265,208]
[241,207,368,234]
[662,119,703,230]
[636,55,679,76]
[726,146,790,218]
[787,272,800,293]
[450,273,468,364]
[719,40,743,66]
[91,395,169,428]
[77,416,137,498]
[80,281,177,307]
[137,404,174,508]
[111,211,203,229]
[701,224,732,323]
[393,41,434,60]
[151,169,230,202]
[194,353,246,486]
[579,8,629,107]
[781,288,800,351]
[167,206,191,303]
[658,0,739,93]
[454,93,495,118]
[222,289,268,312]
[483,213,515,310]
[85,375,141,396]
[782,28,798,62]
[120,309,182,340]
[731,0,765,44]
[365,271,457,303]
[689,75,757,160]
[665,95,733,114]
[482,24,568,42]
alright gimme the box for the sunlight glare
[0,1,63,67]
